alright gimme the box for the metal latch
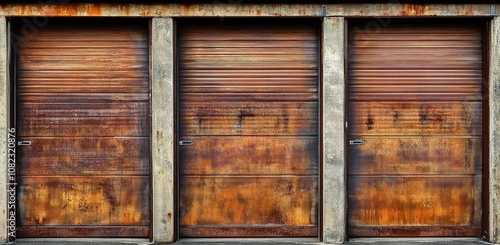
[179,140,193,146]
[349,140,365,145]
[18,141,32,146]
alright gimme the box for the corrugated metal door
[347,21,483,237]
[15,20,150,237]
[178,20,319,237]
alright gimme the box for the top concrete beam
[0,3,495,17]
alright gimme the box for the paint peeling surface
[15,20,150,237]
[347,21,483,237]
[177,21,319,237]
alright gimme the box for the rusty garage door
[15,20,150,237]
[347,20,484,237]
[178,20,319,237]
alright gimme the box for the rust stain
[236,109,255,132]
[348,177,481,226]
[419,107,429,124]
[404,4,427,16]
[182,4,194,15]
[180,226,317,237]
[85,3,103,16]
[180,138,318,175]
[180,177,317,226]
[167,213,172,221]
[19,177,149,226]
[462,5,474,16]
[349,226,481,237]
[365,115,374,130]
[392,111,400,125]
[54,4,78,16]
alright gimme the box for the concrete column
[490,16,500,243]
[322,17,346,244]
[0,17,7,243]
[151,17,175,243]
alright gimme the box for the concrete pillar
[490,16,500,243]
[151,17,175,243]
[322,17,346,244]
[0,17,7,243]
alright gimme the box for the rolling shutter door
[178,21,319,237]
[347,21,483,237]
[16,20,150,238]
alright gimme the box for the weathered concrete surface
[490,16,500,244]
[322,17,345,244]
[0,17,8,243]
[334,4,495,17]
[151,17,175,244]
[0,4,494,17]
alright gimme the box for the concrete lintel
[0,17,8,243]
[0,4,495,17]
[151,17,175,243]
[489,16,500,244]
[322,17,346,244]
[333,4,496,17]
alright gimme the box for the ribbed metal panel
[16,21,150,238]
[349,24,482,101]
[178,21,319,237]
[347,21,483,237]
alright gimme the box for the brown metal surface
[349,176,482,225]
[348,226,482,237]
[347,21,483,237]
[178,21,319,238]
[180,226,317,237]
[17,226,149,238]
[16,20,150,237]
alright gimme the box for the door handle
[179,140,193,146]
[349,139,365,145]
[18,141,32,146]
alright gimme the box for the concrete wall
[322,17,346,244]
[0,16,7,242]
[490,16,500,244]
[151,17,175,243]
